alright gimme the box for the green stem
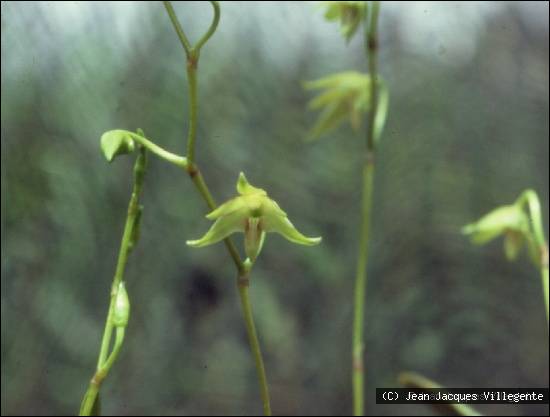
[127,132,187,170]
[79,148,147,416]
[352,157,375,417]
[238,273,272,416]
[353,3,381,415]
[516,189,549,326]
[366,1,380,152]
[163,3,271,413]
[541,260,549,326]
[163,1,192,56]
[186,62,198,164]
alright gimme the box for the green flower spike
[304,71,371,139]
[187,173,322,262]
[462,201,535,262]
[322,1,368,42]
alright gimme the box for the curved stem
[195,1,220,52]
[127,132,188,170]
[163,1,220,60]
[79,149,146,416]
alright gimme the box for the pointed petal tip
[307,236,323,245]
[461,224,475,235]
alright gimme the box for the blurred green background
[1,1,548,415]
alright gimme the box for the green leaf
[100,130,136,162]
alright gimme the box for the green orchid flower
[321,1,368,42]
[462,196,538,263]
[304,71,371,139]
[187,173,322,262]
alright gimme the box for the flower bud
[112,282,130,328]
[100,130,136,162]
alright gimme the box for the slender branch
[163,1,192,56]
[353,2,381,415]
[79,148,147,416]
[163,3,271,414]
[127,132,188,170]
[162,1,220,61]
[195,1,220,52]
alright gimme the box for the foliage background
[1,1,549,415]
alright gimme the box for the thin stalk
[163,2,271,413]
[163,1,192,56]
[238,273,272,416]
[366,1,380,152]
[127,132,187,169]
[352,157,374,416]
[517,189,549,326]
[542,263,549,325]
[186,62,198,164]
[353,2,380,415]
[79,148,147,416]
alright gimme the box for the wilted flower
[304,71,371,139]
[187,173,322,261]
[321,1,367,42]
